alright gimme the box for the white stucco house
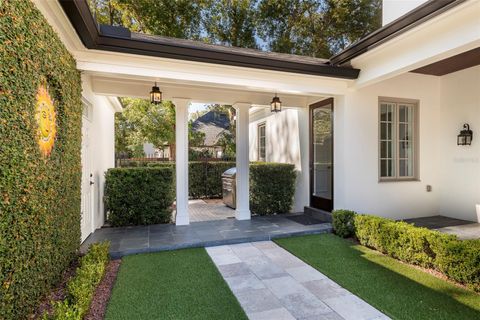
[34,0,479,242]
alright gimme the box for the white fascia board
[76,50,351,97]
[32,0,86,54]
[351,0,480,88]
[34,0,351,98]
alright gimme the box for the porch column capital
[233,102,252,110]
[171,98,192,107]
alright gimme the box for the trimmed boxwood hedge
[49,242,110,319]
[332,210,356,238]
[333,211,480,292]
[0,2,82,319]
[249,163,296,215]
[148,161,236,199]
[142,162,299,213]
[105,167,175,226]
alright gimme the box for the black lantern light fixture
[270,93,282,113]
[457,123,473,145]
[150,82,162,104]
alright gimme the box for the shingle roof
[191,111,230,147]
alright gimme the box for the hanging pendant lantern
[150,82,162,104]
[270,93,282,113]
[457,123,473,145]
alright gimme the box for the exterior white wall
[336,72,441,219]
[382,0,428,25]
[81,75,117,238]
[249,108,309,212]
[438,66,480,222]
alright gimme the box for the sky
[189,102,209,114]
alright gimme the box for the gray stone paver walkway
[207,241,390,320]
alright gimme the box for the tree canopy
[89,0,382,58]
[115,98,205,158]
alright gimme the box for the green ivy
[0,1,82,318]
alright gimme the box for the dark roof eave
[59,0,359,79]
[330,0,466,66]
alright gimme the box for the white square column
[173,98,191,225]
[234,103,251,220]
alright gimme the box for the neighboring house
[35,0,480,242]
[143,142,171,159]
[191,110,231,158]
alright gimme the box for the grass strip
[275,234,480,320]
[105,248,247,320]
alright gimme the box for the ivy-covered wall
[0,1,82,319]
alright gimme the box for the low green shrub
[105,167,175,226]
[190,161,235,198]
[332,210,356,238]
[431,238,480,292]
[148,161,235,198]
[249,163,296,215]
[352,213,480,291]
[48,242,110,320]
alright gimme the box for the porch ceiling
[88,74,325,107]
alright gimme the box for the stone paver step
[207,241,390,320]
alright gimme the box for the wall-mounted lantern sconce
[150,82,162,104]
[270,93,282,113]
[457,123,473,145]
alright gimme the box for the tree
[257,0,331,57]
[90,0,381,57]
[323,0,382,53]
[115,98,205,159]
[257,0,381,57]
[204,0,258,48]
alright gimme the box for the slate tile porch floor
[81,215,332,258]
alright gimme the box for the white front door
[81,115,94,242]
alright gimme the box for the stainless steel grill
[222,168,236,209]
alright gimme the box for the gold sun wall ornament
[35,84,57,157]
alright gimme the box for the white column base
[235,209,251,220]
[175,213,190,226]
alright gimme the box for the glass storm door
[310,98,333,212]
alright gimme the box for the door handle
[89,180,94,185]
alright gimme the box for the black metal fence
[115,153,236,168]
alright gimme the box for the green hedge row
[48,242,110,320]
[148,161,236,198]
[0,2,82,318]
[332,210,480,292]
[105,167,175,226]
[250,163,296,215]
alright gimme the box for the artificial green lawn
[105,248,247,320]
[275,234,480,320]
